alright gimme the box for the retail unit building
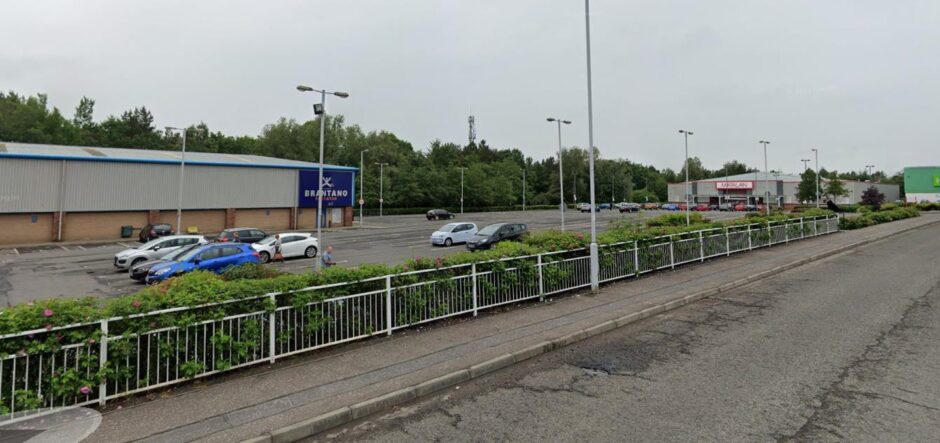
[667,172,899,207]
[0,142,358,245]
[903,167,940,203]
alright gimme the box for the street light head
[562,120,571,125]
[546,118,556,122]
[333,91,350,98]
[296,85,313,92]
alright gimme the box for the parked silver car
[113,235,207,270]
[430,222,478,246]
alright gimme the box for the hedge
[839,206,920,230]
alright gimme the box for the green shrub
[840,206,920,230]
[645,213,708,227]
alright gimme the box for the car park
[139,223,174,242]
[146,243,260,283]
[426,209,455,220]
[430,222,478,246]
[113,235,207,270]
[617,202,640,213]
[466,223,527,251]
[129,243,202,282]
[251,233,319,263]
[216,228,267,243]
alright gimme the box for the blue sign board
[298,169,355,208]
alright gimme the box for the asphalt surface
[0,209,741,305]
[326,220,940,442]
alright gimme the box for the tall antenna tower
[468,114,476,145]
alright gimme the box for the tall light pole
[866,164,875,179]
[801,158,810,171]
[759,140,770,215]
[297,85,349,271]
[812,148,819,208]
[679,130,693,225]
[376,162,388,216]
[546,118,571,231]
[165,126,188,233]
[458,167,466,214]
[522,167,526,211]
[584,0,599,292]
[359,149,368,227]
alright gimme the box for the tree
[824,177,849,201]
[679,156,708,181]
[860,185,885,208]
[796,168,819,203]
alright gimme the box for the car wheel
[305,246,318,258]
[444,237,453,247]
[259,251,270,263]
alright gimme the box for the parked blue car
[661,203,679,211]
[146,243,261,283]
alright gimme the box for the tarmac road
[327,220,940,442]
[0,209,742,305]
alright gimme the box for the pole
[760,141,770,215]
[813,148,820,208]
[459,167,465,214]
[359,150,366,227]
[556,121,565,231]
[315,91,327,272]
[684,131,690,225]
[378,163,385,217]
[522,168,526,211]
[176,129,187,232]
[584,0,599,292]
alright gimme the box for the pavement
[83,213,940,442]
[330,214,940,443]
[0,209,741,305]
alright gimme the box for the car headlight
[155,267,172,275]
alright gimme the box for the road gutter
[237,217,940,443]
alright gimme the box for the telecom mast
[468,114,476,145]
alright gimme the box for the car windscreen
[476,225,501,236]
[166,244,200,260]
[179,245,209,261]
[438,223,458,233]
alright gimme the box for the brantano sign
[298,170,355,207]
[716,181,754,190]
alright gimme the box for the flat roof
[0,142,358,171]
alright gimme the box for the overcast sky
[3,0,938,174]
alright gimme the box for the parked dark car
[129,243,202,282]
[216,228,267,244]
[707,204,719,211]
[718,203,734,211]
[139,223,174,242]
[426,209,455,220]
[598,203,612,210]
[618,203,640,213]
[466,223,527,251]
[146,243,261,283]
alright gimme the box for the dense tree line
[6,91,893,208]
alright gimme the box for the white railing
[0,215,838,414]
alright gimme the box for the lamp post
[359,149,368,227]
[679,130,693,225]
[812,148,819,208]
[584,0,599,292]
[376,162,388,216]
[866,164,875,179]
[457,166,466,214]
[522,167,526,211]
[546,118,571,231]
[759,141,770,215]
[165,126,188,233]
[297,85,349,272]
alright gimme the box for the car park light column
[377,162,388,216]
[360,149,368,227]
[679,129,693,226]
[812,148,819,208]
[760,140,770,215]
[584,0,599,292]
[297,85,349,272]
[458,166,466,214]
[546,118,571,231]
[166,126,187,232]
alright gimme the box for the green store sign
[934,175,940,187]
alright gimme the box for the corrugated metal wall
[0,158,62,212]
[1,159,300,213]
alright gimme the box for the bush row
[839,206,920,230]
[361,205,562,216]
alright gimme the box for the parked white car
[251,233,319,263]
[113,235,207,270]
[430,222,478,246]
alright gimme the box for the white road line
[59,246,70,251]
[76,245,86,251]
[12,248,19,256]
[117,242,131,248]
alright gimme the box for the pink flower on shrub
[79,386,92,395]
[43,308,54,317]
[132,300,142,309]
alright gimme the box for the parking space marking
[117,242,131,248]
[76,245,86,251]
[59,245,70,251]
[12,248,19,256]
